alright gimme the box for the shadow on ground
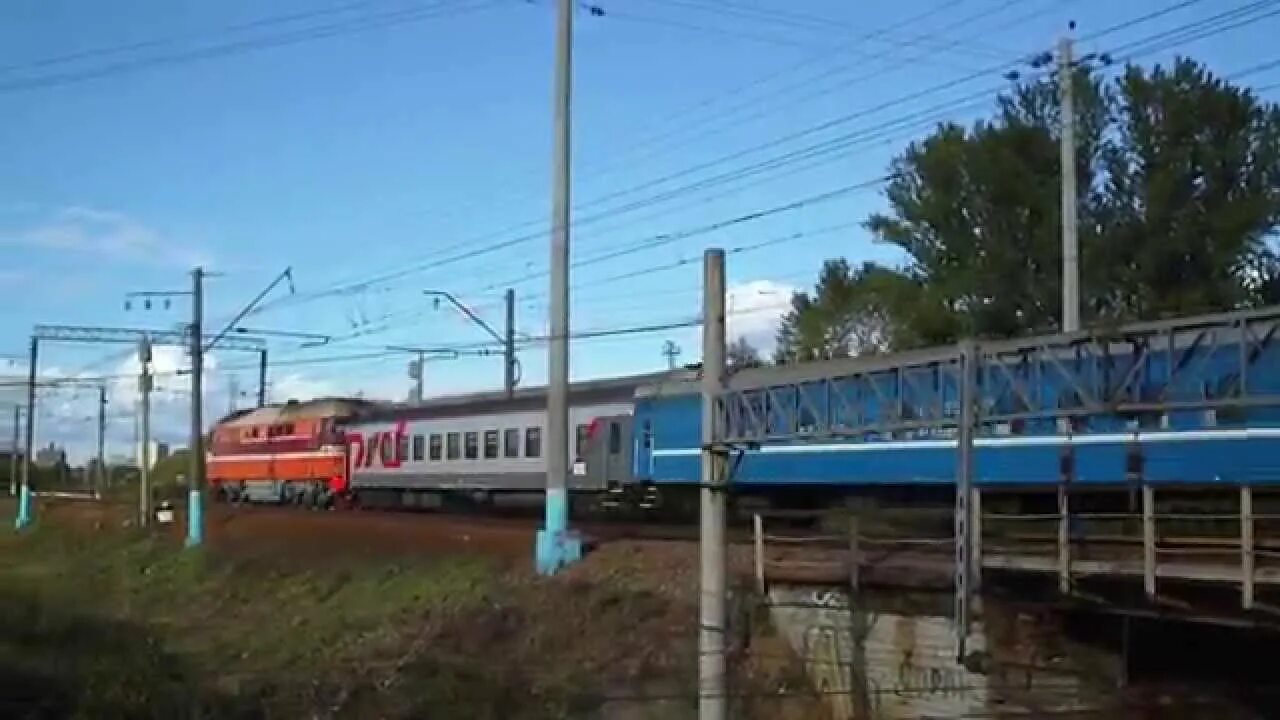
[0,589,254,719]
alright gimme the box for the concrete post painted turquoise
[13,484,32,530]
[536,487,580,575]
[185,488,203,547]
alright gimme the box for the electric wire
[0,0,501,94]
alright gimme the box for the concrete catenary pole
[257,348,268,408]
[9,404,20,497]
[537,0,579,575]
[187,267,205,547]
[1059,35,1080,333]
[15,336,37,529]
[139,335,153,527]
[954,340,977,659]
[504,288,516,398]
[96,384,107,498]
[699,248,728,720]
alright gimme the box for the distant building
[135,440,170,469]
[34,442,66,469]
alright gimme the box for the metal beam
[34,324,264,352]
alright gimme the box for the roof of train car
[354,370,683,422]
[216,397,378,427]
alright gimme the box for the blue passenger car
[629,306,1280,496]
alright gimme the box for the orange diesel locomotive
[207,398,373,506]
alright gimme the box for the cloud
[0,205,210,268]
[726,279,795,356]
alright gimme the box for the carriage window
[483,430,499,459]
[575,423,589,458]
[446,432,460,460]
[412,434,425,462]
[503,428,520,458]
[398,434,408,462]
[608,422,622,455]
[464,431,478,460]
[525,427,542,458]
[429,434,443,461]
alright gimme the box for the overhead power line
[251,0,1036,311]
[0,0,416,76]
[252,0,1274,336]
[0,0,500,93]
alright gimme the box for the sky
[1,0,1278,461]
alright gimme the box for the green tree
[779,57,1280,359]
[726,336,763,370]
[775,259,919,361]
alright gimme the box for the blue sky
[2,0,1278,459]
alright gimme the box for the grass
[0,505,826,719]
[0,522,500,718]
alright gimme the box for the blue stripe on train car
[644,430,1280,487]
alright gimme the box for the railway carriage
[343,374,658,508]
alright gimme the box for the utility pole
[139,335,153,528]
[537,0,579,575]
[96,384,106,498]
[15,336,37,530]
[1059,34,1080,333]
[257,349,268,407]
[413,352,425,403]
[699,248,728,720]
[188,267,205,547]
[504,288,516,398]
[8,405,19,497]
[662,340,682,370]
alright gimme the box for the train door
[582,415,633,490]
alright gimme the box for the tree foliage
[727,336,763,370]
[776,57,1280,361]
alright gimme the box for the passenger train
[208,305,1280,512]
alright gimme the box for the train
[208,304,1280,512]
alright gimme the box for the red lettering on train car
[346,420,408,470]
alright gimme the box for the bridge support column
[1241,485,1254,610]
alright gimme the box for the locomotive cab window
[483,430,499,459]
[429,434,443,461]
[608,422,622,455]
[412,434,425,462]
[503,428,520,458]
[398,434,408,462]
[575,423,589,458]
[642,420,653,449]
[464,431,479,460]
[525,427,542,458]
[446,432,460,460]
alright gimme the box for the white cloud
[726,279,795,356]
[1,205,209,268]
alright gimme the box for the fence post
[753,513,765,595]
[1242,485,1254,610]
[1057,482,1071,594]
[848,512,860,592]
[970,487,982,594]
[1143,484,1156,601]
